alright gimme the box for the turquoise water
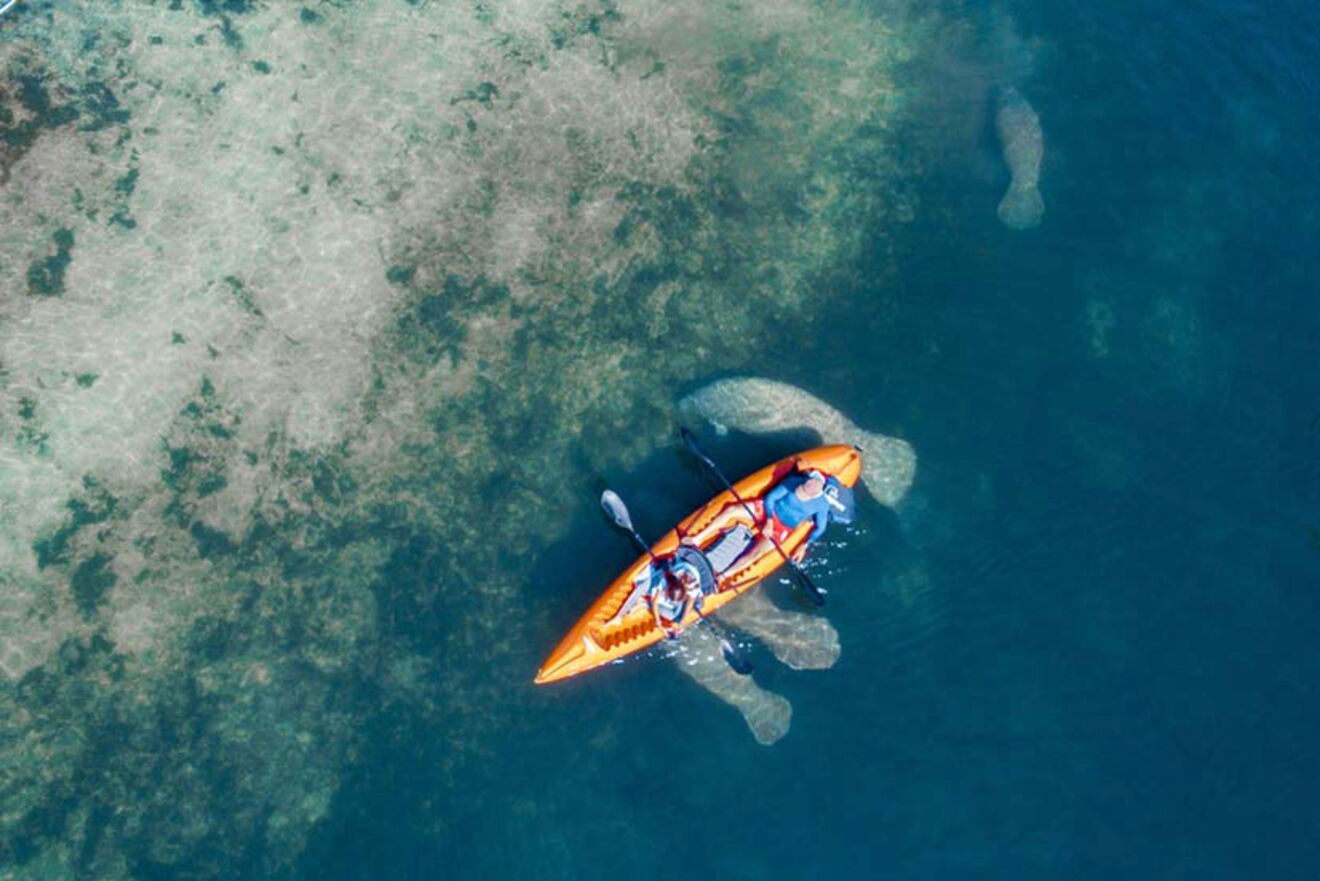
[2,1,1317,878]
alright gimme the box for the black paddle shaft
[679,428,826,607]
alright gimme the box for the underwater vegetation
[0,1,940,876]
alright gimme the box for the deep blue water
[3,0,1318,878]
[294,1,1320,879]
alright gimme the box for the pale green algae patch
[1,1,925,875]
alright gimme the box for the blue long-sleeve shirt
[764,479,831,542]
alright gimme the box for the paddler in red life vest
[649,558,705,639]
[684,470,832,563]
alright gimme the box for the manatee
[669,587,843,744]
[715,589,840,670]
[995,86,1044,229]
[673,623,792,746]
[678,376,916,507]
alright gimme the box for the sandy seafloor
[1,1,1318,879]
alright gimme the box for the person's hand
[790,544,808,564]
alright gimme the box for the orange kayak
[534,444,862,684]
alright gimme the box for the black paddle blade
[699,616,753,675]
[600,489,633,532]
[679,426,717,470]
[719,639,754,676]
[791,566,826,607]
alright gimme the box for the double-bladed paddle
[679,427,826,607]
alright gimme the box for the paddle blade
[600,489,633,532]
[791,563,826,607]
[699,616,753,676]
[719,638,754,676]
[680,426,710,463]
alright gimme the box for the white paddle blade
[600,489,633,531]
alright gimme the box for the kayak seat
[704,524,754,575]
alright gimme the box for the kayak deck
[534,444,862,684]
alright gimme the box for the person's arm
[807,507,829,543]
[651,589,683,639]
[763,484,789,521]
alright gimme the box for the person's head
[797,474,826,499]
[665,565,699,600]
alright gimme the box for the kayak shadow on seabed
[528,425,897,745]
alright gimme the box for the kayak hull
[534,444,862,684]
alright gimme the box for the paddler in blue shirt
[684,470,832,563]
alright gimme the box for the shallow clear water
[1,1,1317,878]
